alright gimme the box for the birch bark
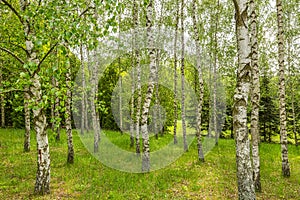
[141,0,156,172]
[65,58,74,164]
[191,0,205,162]
[173,0,179,145]
[232,0,256,198]
[250,0,261,192]
[180,0,188,152]
[276,0,290,177]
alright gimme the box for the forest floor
[0,128,299,199]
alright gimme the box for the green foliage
[259,74,279,143]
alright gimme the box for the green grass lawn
[0,128,299,199]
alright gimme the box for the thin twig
[0,46,24,64]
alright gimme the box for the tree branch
[1,0,23,24]
[232,0,239,13]
[2,40,29,57]
[0,46,24,64]
[79,6,95,18]
[0,88,24,94]
[32,41,59,77]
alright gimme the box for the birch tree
[118,0,123,133]
[180,0,188,152]
[133,0,141,155]
[24,91,30,152]
[80,43,87,135]
[213,0,220,146]
[249,0,261,192]
[89,48,101,153]
[276,0,290,177]
[191,0,205,162]
[54,53,61,141]
[141,0,156,172]
[129,1,137,148]
[232,0,256,199]
[173,0,179,145]
[0,68,5,128]
[65,56,74,164]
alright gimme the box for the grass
[0,128,299,199]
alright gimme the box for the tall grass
[0,128,299,199]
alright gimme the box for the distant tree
[180,0,188,152]
[173,0,179,145]
[65,55,74,164]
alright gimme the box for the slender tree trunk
[119,71,123,132]
[130,5,136,147]
[135,49,141,156]
[0,69,5,128]
[51,77,55,132]
[276,0,290,177]
[141,0,156,172]
[250,0,261,192]
[133,0,141,155]
[173,0,179,145]
[154,1,164,138]
[65,58,74,164]
[213,0,220,146]
[232,0,256,199]
[180,0,188,152]
[0,94,4,128]
[286,14,298,147]
[80,43,86,135]
[54,74,61,141]
[291,92,298,146]
[24,90,30,152]
[263,121,266,142]
[130,60,135,147]
[89,49,100,153]
[118,9,123,133]
[154,49,159,139]
[191,0,204,162]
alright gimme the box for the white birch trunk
[141,0,156,172]
[89,49,100,153]
[180,0,188,152]
[154,50,159,139]
[54,75,61,141]
[32,73,50,194]
[130,62,135,147]
[24,90,31,152]
[19,0,50,193]
[118,9,123,133]
[65,59,74,164]
[51,76,55,132]
[173,0,179,145]
[191,0,205,162]
[0,69,5,128]
[133,0,141,155]
[232,0,256,199]
[276,0,290,177]
[80,43,86,135]
[213,0,220,145]
[250,0,261,192]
